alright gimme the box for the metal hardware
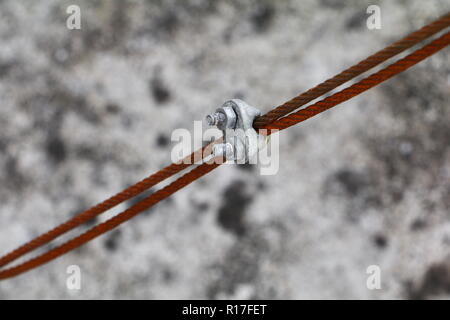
[206,99,261,163]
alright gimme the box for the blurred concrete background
[0,0,449,299]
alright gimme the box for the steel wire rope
[0,139,221,269]
[1,14,449,280]
[253,12,450,128]
[262,31,450,131]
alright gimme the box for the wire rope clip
[206,99,263,163]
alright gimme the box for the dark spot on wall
[410,218,427,231]
[443,187,450,211]
[423,199,436,213]
[82,28,106,51]
[110,1,129,47]
[24,88,100,126]
[0,138,7,152]
[320,0,347,9]
[222,27,233,44]
[372,233,388,249]
[323,167,381,220]
[76,145,99,162]
[390,188,404,204]
[361,68,450,213]
[121,115,133,128]
[20,94,59,131]
[74,142,123,168]
[367,137,417,194]
[165,194,174,205]
[106,103,121,114]
[162,268,175,283]
[154,10,180,38]
[150,76,171,104]
[408,262,450,299]
[333,168,369,197]
[104,230,122,252]
[3,156,26,192]
[80,1,130,52]
[217,180,253,237]
[251,3,275,33]
[156,133,170,148]
[236,163,255,172]
[257,181,266,191]
[195,202,209,212]
[46,136,67,165]
[0,60,17,78]
[207,230,268,299]
[346,11,365,29]
[91,164,108,187]
[234,91,246,100]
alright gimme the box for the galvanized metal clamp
[206,99,263,163]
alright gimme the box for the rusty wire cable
[0,162,189,269]
[262,31,450,131]
[253,12,450,128]
[0,160,221,280]
[0,13,449,280]
[0,139,219,270]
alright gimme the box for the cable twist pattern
[0,161,221,280]
[263,32,450,131]
[0,13,449,280]
[253,12,450,128]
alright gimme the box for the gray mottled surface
[0,0,450,299]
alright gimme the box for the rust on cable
[253,12,450,128]
[0,140,220,270]
[0,160,222,280]
[262,31,450,131]
[0,12,449,280]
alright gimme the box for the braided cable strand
[0,139,220,269]
[253,12,450,128]
[1,14,449,281]
[263,31,450,131]
[0,161,221,280]
[0,163,187,269]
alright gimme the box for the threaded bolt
[206,112,226,127]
